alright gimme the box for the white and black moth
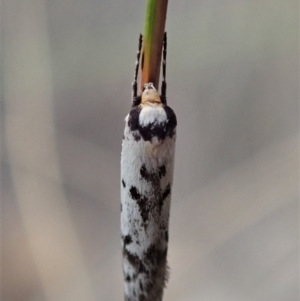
[121,33,177,301]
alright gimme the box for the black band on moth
[132,95,141,107]
[128,106,142,131]
[128,105,177,142]
[164,106,177,137]
[160,95,167,105]
[139,121,168,142]
[139,105,177,142]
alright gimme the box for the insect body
[121,33,177,301]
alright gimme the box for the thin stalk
[141,0,168,90]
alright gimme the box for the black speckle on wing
[123,248,147,275]
[139,165,171,217]
[141,244,168,298]
[129,186,150,224]
[161,184,171,203]
[123,234,133,245]
[144,244,167,267]
[165,230,169,242]
[139,280,144,292]
[132,132,141,141]
[129,186,141,200]
[158,165,166,178]
[139,294,146,301]
[125,274,131,282]
[140,164,166,182]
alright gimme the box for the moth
[121,33,177,301]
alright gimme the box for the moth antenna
[161,32,167,104]
[132,34,143,101]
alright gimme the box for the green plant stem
[141,0,168,91]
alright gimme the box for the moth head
[141,83,162,106]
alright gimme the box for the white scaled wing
[121,103,176,301]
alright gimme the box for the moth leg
[132,34,143,106]
[161,32,167,105]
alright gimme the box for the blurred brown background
[1,1,298,301]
